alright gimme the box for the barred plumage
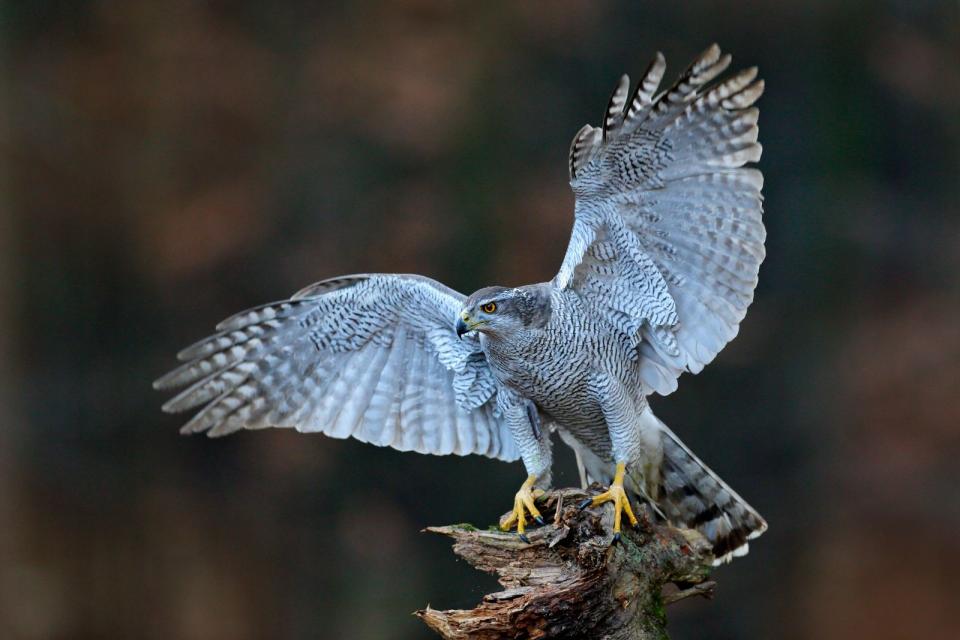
[156,44,768,564]
[156,275,515,458]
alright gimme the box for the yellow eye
[481,302,497,314]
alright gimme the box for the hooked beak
[456,312,485,339]
[455,315,470,339]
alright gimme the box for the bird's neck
[480,325,542,365]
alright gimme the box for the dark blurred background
[1,1,958,638]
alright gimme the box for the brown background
[1,1,958,639]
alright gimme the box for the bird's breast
[484,325,602,417]
[482,294,636,432]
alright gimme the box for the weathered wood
[416,487,715,640]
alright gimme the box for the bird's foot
[578,463,638,541]
[500,474,545,541]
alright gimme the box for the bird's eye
[481,302,497,314]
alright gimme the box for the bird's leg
[495,389,551,541]
[500,474,545,542]
[579,462,639,541]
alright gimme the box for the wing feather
[155,274,516,461]
[359,325,405,445]
[559,45,765,394]
[625,52,666,120]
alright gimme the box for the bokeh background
[1,1,958,639]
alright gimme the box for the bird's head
[456,285,551,339]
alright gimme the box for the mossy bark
[416,488,715,640]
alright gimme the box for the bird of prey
[155,44,767,564]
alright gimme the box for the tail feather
[648,414,767,565]
[557,410,766,565]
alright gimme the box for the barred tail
[559,409,767,565]
[646,412,767,565]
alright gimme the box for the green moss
[643,591,669,640]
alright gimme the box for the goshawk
[156,44,767,564]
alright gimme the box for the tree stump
[416,487,716,640]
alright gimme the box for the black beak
[455,317,469,339]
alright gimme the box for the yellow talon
[585,463,639,536]
[500,474,545,538]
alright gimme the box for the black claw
[534,515,545,526]
[612,532,621,543]
[578,498,593,511]
[518,533,530,544]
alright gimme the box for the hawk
[155,44,767,564]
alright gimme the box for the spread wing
[154,274,517,460]
[556,44,765,395]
